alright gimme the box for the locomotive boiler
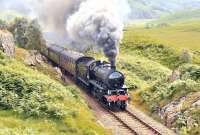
[40,43,129,110]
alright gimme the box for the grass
[122,19,200,134]
[125,19,200,51]
[0,51,110,135]
[15,48,65,83]
[1,12,200,134]
[88,18,200,134]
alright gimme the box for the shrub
[179,64,200,81]
[0,19,8,30]
[8,17,29,47]
[117,54,171,85]
[0,51,81,119]
[121,43,184,69]
[0,50,110,135]
[174,108,200,135]
[176,114,187,129]
[8,17,44,50]
[140,79,200,111]
[0,70,65,119]
[180,49,193,63]
[24,20,44,50]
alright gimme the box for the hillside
[88,18,200,135]
[0,1,200,134]
[126,19,200,52]
[121,20,200,134]
[0,31,110,135]
[0,51,110,135]
[154,9,200,23]
[1,0,200,21]
[128,0,200,19]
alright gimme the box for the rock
[54,67,63,79]
[159,100,181,127]
[24,50,45,66]
[0,30,15,57]
[160,92,200,128]
[192,100,200,107]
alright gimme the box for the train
[40,43,129,110]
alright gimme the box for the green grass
[88,18,200,134]
[0,51,110,135]
[121,19,200,134]
[1,12,200,134]
[124,22,200,51]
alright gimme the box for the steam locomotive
[40,44,129,110]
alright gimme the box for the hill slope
[1,0,200,21]
[88,19,200,135]
[0,49,110,135]
[128,0,200,19]
[121,20,200,134]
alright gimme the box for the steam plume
[35,0,80,36]
[0,0,130,65]
[66,0,130,66]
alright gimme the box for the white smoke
[66,0,130,65]
[35,0,81,36]
[0,0,130,65]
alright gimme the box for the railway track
[107,109,162,135]
[62,74,176,135]
[92,95,165,135]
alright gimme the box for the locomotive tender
[40,44,129,110]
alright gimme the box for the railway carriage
[60,50,84,76]
[48,46,62,65]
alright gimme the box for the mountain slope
[0,30,110,135]
[0,50,110,135]
[154,9,200,23]
[1,0,200,21]
[128,0,200,19]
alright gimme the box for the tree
[9,17,44,50]
[0,19,8,30]
[25,19,44,50]
[9,17,29,48]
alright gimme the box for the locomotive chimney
[110,59,116,70]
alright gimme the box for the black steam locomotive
[40,44,129,110]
